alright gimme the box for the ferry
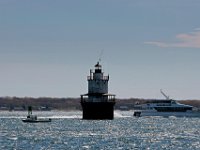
[133,90,198,117]
[22,106,51,123]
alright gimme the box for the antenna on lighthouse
[98,49,104,63]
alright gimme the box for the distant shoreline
[0,97,200,111]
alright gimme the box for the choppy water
[0,111,200,150]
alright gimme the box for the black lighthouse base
[81,101,115,120]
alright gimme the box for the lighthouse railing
[81,94,115,103]
[87,76,93,80]
[87,75,109,80]
[81,94,115,102]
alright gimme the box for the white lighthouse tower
[81,62,115,119]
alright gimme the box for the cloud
[145,29,200,48]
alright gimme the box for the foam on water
[0,110,82,119]
[0,110,134,119]
[50,115,81,119]
[114,110,132,118]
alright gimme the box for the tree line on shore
[0,97,200,111]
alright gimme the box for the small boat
[22,116,51,123]
[22,106,51,123]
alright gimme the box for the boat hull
[134,110,200,117]
[81,101,115,119]
[22,119,51,123]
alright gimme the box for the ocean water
[0,111,200,150]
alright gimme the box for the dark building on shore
[81,62,115,119]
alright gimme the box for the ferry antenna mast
[160,89,170,100]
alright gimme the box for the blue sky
[0,0,200,99]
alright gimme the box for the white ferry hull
[134,110,200,117]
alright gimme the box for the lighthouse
[81,62,115,119]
